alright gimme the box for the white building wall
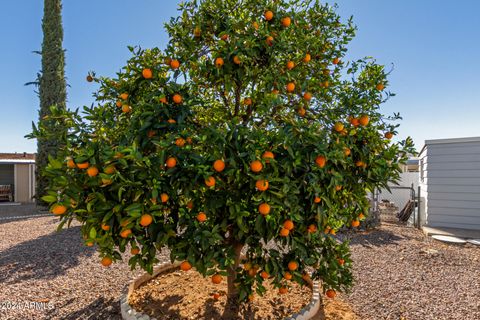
[420,137,480,230]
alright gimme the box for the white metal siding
[422,138,480,230]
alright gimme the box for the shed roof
[0,153,36,164]
[419,136,480,156]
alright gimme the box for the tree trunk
[221,241,243,319]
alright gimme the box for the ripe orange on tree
[101,257,112,267]
[338,258,345,266]
[85,241,94,247]
[303,92,312,101]
[104,165,116,174]
[120,229,132,238]
[175,137,186,147]
[86,75,93,82]
[250,160,263,172]
[243,97,252,105]
[122,105,132,113]
[101,224,110,231]
[87,166,99,177]
[260,271,269,279]
[212,274,223,284]
[165,157,177,168]
[172,94,183,104]
[287,261,298,271]
[334,122,344,132]
[284,272,293,280]
[344,148,351,156]
[205,176,216,187]
[355,160,365,167]
[233,56,241,65]
[140,214,153,227]
[351,220,360,227]
[160,193,169,203]
[350,117,359,127]
[159,96,168,104]
[131,247,140,255]
[264,10,274,21]
[142,68,153,79]
[120,93,129,100]
[220,34,229,41]
[266,35,274,46]
[255,179,269,191]
[66,158,76,168]
[186,201,194,209]
[170,59,180,69]
[303,53,311,63]
[197,212,207,222]
[50,204,67,215]
[115,100,122,107]
[314,196,321,203]
[258,203,271,216]
[262,151,274,163]
[279,228,290,237]
[212,293,221,300]
[213,160,226,172]
[286,82,295,93]
[180,261,192,271]
[359,114,369,126]
[376,83,385,91]
[298,107,306,117]
[281,16,291,27]
[215,57,224,68]
[286,61,295,70]
[279,287,288,294]
[315,155,327,168]
[77,162,89,169]
[385,132,393,139]
[326,289,336,299]
[358,213,365,219]
[283,220,294,231]
[307,224,317,233]
[333,57,340,65]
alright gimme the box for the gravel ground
[0,216,478,320]
[340,222,480,320]
[0,216,166,320]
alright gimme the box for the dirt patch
[323,297,358,320]
[129,268,312,320]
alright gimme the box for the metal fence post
[417,186,421,229]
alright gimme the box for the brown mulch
[0,215,478,320]
[129,269,311,320]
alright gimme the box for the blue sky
[1,0,479,153]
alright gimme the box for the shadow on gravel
[46,296,120,320]
[341,228,407,248]
[0,225,95,284]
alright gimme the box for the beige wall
[14,164,35,203]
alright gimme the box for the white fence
[378,172,419,207]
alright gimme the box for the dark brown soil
[129,269,312,320]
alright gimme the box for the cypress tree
[36,0,67,204]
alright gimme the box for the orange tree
[32,0,414,308]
